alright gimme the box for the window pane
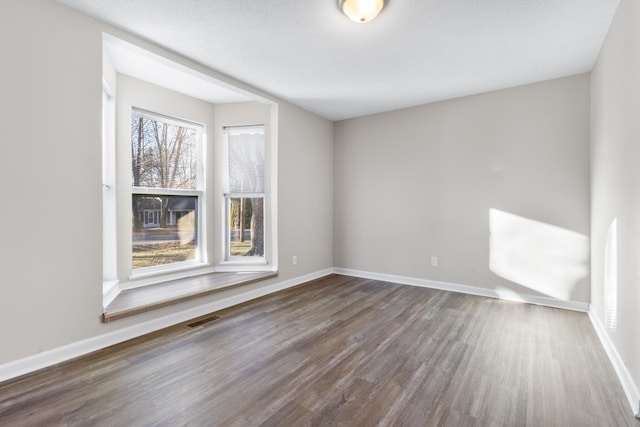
[131,111,198,190]
[132,195,198,269]
[228,197,264,257]
[228,131,265,194]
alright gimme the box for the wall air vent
[186,315,221,329]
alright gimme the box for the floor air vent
[186,315,221,329]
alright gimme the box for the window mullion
[132,187,201,197]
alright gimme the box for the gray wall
[334,75,591,303]
[0,0,333,365]
[591,0,640,404]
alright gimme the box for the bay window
[102,35,277,317]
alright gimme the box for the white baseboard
[333,268,590,312]
[588,308,640,417]
[0,268,333,384]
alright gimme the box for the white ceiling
[59,0,620,121]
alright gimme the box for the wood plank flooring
[0,274,636,426]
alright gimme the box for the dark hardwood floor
[0,274,636,426]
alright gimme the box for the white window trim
[222,125,267,263]
[129,108,207,280]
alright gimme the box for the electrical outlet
[430,256,438,267]
[292,255,297,266]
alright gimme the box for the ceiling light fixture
[338,0,385,24]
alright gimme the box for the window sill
[102,270,278,322]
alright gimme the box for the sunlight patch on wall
[604,218,617,331]
[489,209,589,300]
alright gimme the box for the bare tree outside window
[131,110,202,269]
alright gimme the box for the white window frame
[130,108,206,278]
[223,125,267,263]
